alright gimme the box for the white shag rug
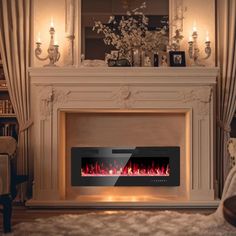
[10,210,236,236]
[8,166,236,236]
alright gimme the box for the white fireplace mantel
[29,67,217,84]
[28,67,219,207]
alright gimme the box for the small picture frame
[158,52,168,67]
[169,51,186,67]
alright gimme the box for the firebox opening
[81,157,170,177]
[71,147,180,186]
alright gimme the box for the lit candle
[206,31,210,42]
[36,32,41,43]
[50,17,54,28]
[192,22,197,33]
[189,35,193,42]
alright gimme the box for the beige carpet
[11,210,236,236]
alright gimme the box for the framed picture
[169,51,186,67]
[158,52,168,67]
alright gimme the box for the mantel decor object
[188,24,211,66]
[93,2,168,67]
[35,19,60,67]
[169,51,186,67]
[108,59,131,67]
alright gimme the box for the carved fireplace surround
[27,67,218,207]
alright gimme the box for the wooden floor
[0,204,216,233]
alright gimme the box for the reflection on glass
[81,0,169,60]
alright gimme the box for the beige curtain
[216,0,236,196]
[0,0,32,199]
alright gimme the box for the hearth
[71,147,180,186]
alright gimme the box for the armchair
[0,136,17,233]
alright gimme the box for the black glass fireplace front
[71,147,180,186]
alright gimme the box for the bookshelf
[0,55,18,140]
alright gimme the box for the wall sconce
[35,18,60,66]
[188,23,211,66]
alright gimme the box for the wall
[33,0,215,67]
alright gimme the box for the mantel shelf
[29,66,218,85]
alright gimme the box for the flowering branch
[93,2,168,58]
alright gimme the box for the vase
[143,50,153,67]
[132,47,142,67]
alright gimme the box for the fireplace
[28,67,218,207]
[71,147,180,186]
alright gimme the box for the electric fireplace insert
[71,147,180,186]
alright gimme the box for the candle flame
[206,31,210,42]
[50,17,54,28]
[193,21,197,33]
[37,32,41,43]
[189,34,193,42]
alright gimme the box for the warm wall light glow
[104,211,118,215]
[106,196,113,202]
[50,17,54,28]
[131,196,137,202]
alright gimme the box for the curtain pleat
[0,0,32,200]
[216,0,236,197]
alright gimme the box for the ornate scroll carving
[182,87,213,119]
[39,86,70,120]
[53,89,71,106]
[39,86,54,120]
[113,86,137,108]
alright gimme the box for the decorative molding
[113,86,138,108]
[29,67,219,81]
[169,0,185,50]
[39,86,70,120]
[39,86,54,120]
[53,89,71,107]
[182,87,212,119]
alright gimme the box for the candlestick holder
[188,31,211,66]
[35,27,60,66]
